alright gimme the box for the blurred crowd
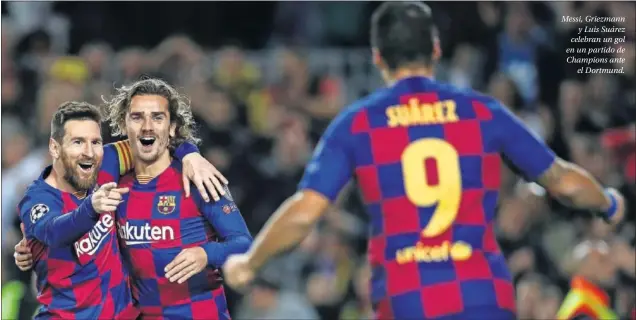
[1,2,635,319]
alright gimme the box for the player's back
[347,76,516,319]
[19,170,136,319]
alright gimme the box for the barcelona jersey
[299,76,556,319]
[18,141,137,319]
[117,159,252,319]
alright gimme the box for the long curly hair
[102,77,201,150]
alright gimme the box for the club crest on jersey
[30,204,49,223]
[157,195,177,214]
[222,203,238,214]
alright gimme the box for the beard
[61,151,99,191]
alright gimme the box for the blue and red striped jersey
[117,159,252,319]
[299,76,556,319]
[19,141,137,319]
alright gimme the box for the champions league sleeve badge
[30,204,50,223]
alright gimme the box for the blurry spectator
[214,45,262,104]
[516,273,546,319]
[194,88,246,152]
[34,80,83,144]
[79,42,113,82]
[270,2,323,46]
[487,72,523,112]
[494,3,542,107]
[5,2,70,53]
[536,284,563,320]
[558,80,585,138]
[235,272,318,320]
[115,47,147,83]
[575,75,625,134]
[439,44,483,89]
[148,35,204,85]
[1,117,47,245]
[242,111,312,231]
[557,240,621,319]
[306,228,356,319]
[271,48,313,109]
[1,71,23,119]
[339,260,374,319]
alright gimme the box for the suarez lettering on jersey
[299,76,556,319]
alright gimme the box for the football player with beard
[17,101,226,319]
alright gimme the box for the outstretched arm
[19,183,128,248]
[493,100,624,223]
[19,193,99,248]
[223,111,356,290]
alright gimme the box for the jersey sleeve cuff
[81,196,100,220]
[528,153,557,182]
[201,242,221,267]
[298,185,337,203]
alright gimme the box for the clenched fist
[91,182,129,213]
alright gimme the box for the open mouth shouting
[78,161,95,174]
[139,136,157,152]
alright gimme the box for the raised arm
[19,191,99,248]
[19,183,128,248]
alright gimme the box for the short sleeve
[491,100,557,181]
[298,111,356,202]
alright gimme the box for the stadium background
[1,1,634,319]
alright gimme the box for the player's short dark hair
[50,101,102,142]
[103,77,201,149]
[370,1,437,70]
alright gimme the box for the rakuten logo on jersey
[74,213,114,257]
[118,221,175,245]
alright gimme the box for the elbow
[548,183,579,204]
[36,227,62,248]
[286,195,324,231]
[221,233,252,255]
[43,235,65,248]
[540,161,580,203]
[44,229,71,248]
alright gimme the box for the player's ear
[49,138,60,160]
[372,48,385,69]
[432,37,442,63]
[169,122,176,138]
